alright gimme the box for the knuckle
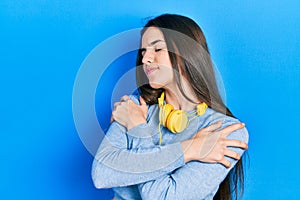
[219,138,225,145]
[219,141,224,146]
[216,154,223,161]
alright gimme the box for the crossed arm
[92,96,248,192]
[137,125,248,200]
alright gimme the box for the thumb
[110,115,114,124]
[202,121,222,132]
[139,96,147,106]
[139,96,148,117]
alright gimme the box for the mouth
[145,66,159,76]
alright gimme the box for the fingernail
[241,123,245,127]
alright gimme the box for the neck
[164,85,200,111]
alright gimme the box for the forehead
[141,27,165,47]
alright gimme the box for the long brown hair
[136,14,245,200]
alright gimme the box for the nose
[142,49,154,64]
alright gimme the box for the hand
[111,95,148,130]
[181,121,248,168]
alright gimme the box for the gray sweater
[92,95,249,200]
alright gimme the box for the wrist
[180,140,194,163]
[127,120,147,131]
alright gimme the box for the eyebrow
[149,39,165,46]
[142,39,165,48]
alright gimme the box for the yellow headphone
[158,92,208,134]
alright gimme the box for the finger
[111,111,116,121]
[224,149,241,160]
[219,123,245,137]
[114,102,121,109]
[139,96,147,106]
[120,101,129,106]
[110,115,114,123]
[202,121,222,132]
[225,139,248,149]
[121,95,130,102]
[219,158,231,168]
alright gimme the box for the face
[141,27,175,89]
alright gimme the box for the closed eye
[140,48,146,56]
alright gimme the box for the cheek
[160,66,175,81]
[157,53,172,67]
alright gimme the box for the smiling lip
[145,67,159,76]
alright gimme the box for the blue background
[1,0,299,199]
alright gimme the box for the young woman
[92,14,249,200]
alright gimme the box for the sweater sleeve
[91,121,185,189]
[138,123,249,200]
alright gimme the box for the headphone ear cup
[159,104,174,127]
[166,110,188,133]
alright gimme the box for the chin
[149,81,164,89]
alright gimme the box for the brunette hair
[136,14,245,200]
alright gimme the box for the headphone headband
[158,92,165,108]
